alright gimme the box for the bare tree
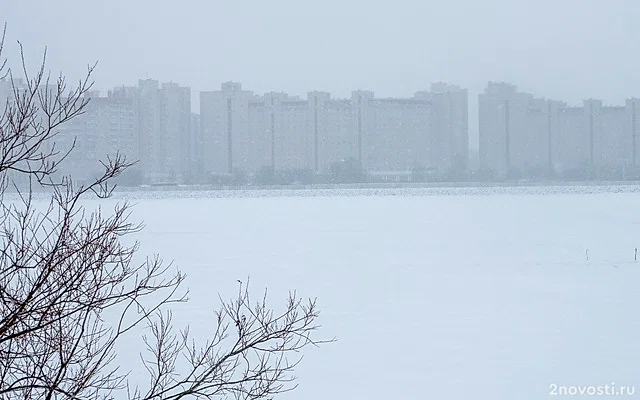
[0,24,330,400]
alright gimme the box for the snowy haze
[4,1,640,396]
[4,0,640,147]
[91,187,639,399]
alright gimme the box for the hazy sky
[4,0,640,147]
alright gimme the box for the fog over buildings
[479,83,640,181]
[197,81,468,182]
[4,2,640,133]
[4,77,640,185]
[3,3,640,399]
[3,1,640,185]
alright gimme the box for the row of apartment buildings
[4,76,639,185]
[1,78,469,184]
[200,82,469,181]
[479,82,640,180]
[0,78,193,185]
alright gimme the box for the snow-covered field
[108,187,640,399]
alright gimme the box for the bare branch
[0,25,329,400]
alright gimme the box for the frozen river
[99,186,640,399]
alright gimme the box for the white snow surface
[76,187,640,398]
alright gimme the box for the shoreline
[115,180,640,192]
[9,180,640,199]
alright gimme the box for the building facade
[416,83,469,177]
[200,82,255,177]
[55,91,137,184]
[199,82,469,180]
[480,81,640,180]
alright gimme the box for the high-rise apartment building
[479,82,518,179]
[200,82,255,176]
[134,79,162,182]
[416,83,469,177]
[360,96,430,173]
[479,82,565,179]
[557,99,634,177]
[480,81,640,180]
[625,98,640,169]
[190,113,203,181]
[54,91,137,184]
[198,82,469,179]
[113,80,191,184]
[308,92,357,173]
[159,82,191,182]
[246,92,309,172]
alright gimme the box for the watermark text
[550,383,636,396]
